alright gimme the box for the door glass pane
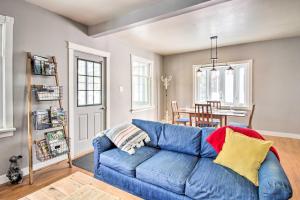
[94,77,100,84]
[87,62,93,76]
[78,75,86,90]
[78,60,86,75]
[87,91,93,104]
[78,91,86,106]
[87,77,93,90]
[94,91,101,104]
[94,63,101,77]
[210,70,220,100]
[225,70,234,104]
[94,83,101,90]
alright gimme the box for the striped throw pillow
[104,123,151,154]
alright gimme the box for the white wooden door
[73,51,106,156]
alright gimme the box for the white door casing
[68,42,110,159]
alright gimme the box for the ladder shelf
[26,52,72,185]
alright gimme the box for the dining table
[178,107,248,127]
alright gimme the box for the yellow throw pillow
[214,128,273,186]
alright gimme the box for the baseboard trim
[259,130,300,140]
[0,154,67,185]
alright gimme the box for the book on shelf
[45,130,68,157]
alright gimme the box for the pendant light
[200,36,233,71]
[226,65,234,71]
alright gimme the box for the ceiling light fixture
[199,36,233,72]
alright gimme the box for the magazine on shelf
[32,55,49,75]
[44,62,56,75]
[36,139,52,161]
[32,55,56,75]
[45,130,68,157]
[32,110,51,130]
[50,106,65,127]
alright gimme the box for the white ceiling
[25,0,157,26]
[26,0,300,55]
[112,0,300,55]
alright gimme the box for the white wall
[0,0,162,175]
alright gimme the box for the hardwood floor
[0,136,299,200]
[264,135,300,200]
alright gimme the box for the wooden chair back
[207,100,221,109]
[248,104,255,129]
[194,104,213,127]
[171,101,179,123]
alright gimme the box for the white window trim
[130,54,154,112]
[0,15,15,138]
[192,60,253,110]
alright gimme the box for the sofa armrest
[92,133,114,174]
[258,152,292,200]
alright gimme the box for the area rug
[72,152,94,173]
[18,172,140,200]
[64,184,120,200]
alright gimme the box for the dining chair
[207,100,222,124]
[207,100,221,109]
[171,101,189,125]
[194,104,219,128]
[228,104,256,129]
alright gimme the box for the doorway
[68,42,110,158]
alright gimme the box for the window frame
[76,58,103,107]
[130,55,154,112]
[0,15,15,138]
[193,60,253,110]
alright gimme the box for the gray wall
[0,0,162,175]
[163,37,300,134]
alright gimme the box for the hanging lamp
[198,36,233,71]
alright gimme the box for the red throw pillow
[206,126,280,161]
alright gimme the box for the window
[77,59,102,106]
[131,55,153,111]
[193,60,252,108]
[0,15,15,137]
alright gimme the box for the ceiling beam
[88,0,230,37]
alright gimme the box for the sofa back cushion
[132,119,163,147]
[200,127,217,158]
[158,124,201,156]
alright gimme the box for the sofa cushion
[158,124,201,156]
[214,128,273,186]
[100,146,159,177]
[132,119,163,147]
[206,126,280,160]
[136,150,198,195]
[104,123,151,154]
[200,127,217,158]
[185,158,258,200]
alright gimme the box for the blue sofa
[93,119,292,200]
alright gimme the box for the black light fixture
[226,65,234,71]
[210,36,218,71]
[199,36,233,71]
